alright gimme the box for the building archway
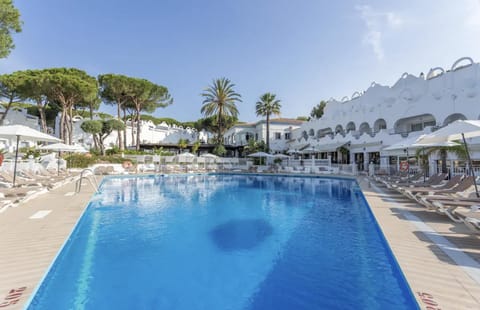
[346,122,356,133]
[373,119,387,133]
[394,114,436,134]
[335,125,345,136]
[443,113,466,126]
[358,122,372,136]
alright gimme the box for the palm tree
[416,144,467,175]
[256,93,281,152]
[201,78,242,144]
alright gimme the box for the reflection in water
[210,219,273,251]
[97,175,356,208]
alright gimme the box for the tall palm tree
[256,93,281,152]
[201,78,242,144]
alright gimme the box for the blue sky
[2,0,480,122]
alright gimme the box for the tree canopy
[0,70,28,125]
[0,0,22,58]
[310,100,327,120]
[201,78,242,144]
[43,68,98,144]
[255,92,281,151]
[98,74,133,150]
[81,119,124,155]
[123,77,173,150]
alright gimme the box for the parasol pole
[57,151,61,176]
[12,135,20,187]
[462,133,479,197]
[422,147,426,183]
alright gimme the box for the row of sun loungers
[0,167,77,211]
[374,172,480,234]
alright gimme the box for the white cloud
[356,5,404,61]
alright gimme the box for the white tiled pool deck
[0,174,479,309]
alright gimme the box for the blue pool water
[28,174,418,309]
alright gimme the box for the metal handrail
[75,168,98,193]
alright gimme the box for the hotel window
[411,123,423,132]
[275,132,281,140]
[284,133,291,140]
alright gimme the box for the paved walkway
[359,177,480,310]
[0,179,98,309]
[0,174,479,309]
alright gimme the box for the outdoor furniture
[399,175,464,200]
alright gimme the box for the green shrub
[21,147,41,159]
[65,154,97,168]
[96,155,129,164]
[105,146,120,156]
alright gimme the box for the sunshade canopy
[416,120,480,144]
[273,154,290,158]
[200,153,218,158]
[247,152,274,158]
[315,141,350,152]
[383,134,459,151]
[39,143,87,153]
[0,125,61,142]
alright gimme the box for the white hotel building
[286,56,480,174]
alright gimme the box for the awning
[315,141,350,152]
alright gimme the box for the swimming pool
[28,174,418,309]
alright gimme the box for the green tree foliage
[296,116,309,121]
[201,78,242,144]
[81,119,125,155]
[213,144,226,156]
[191,141,201,154]
[75,95,101,120]
[0,71,27,125]
[123,77,172,150]
[310,100,327,120]
[244,139,266,155]
[177,138,189,151]
[194,115,238,133]
[255,92,281,152]
[98,74,133,150]
[0,0,22,58]
[42,68,98,144]
[17,69,51,132]
[416,144,467,174]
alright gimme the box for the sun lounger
[0,171,45,187]
[0,187,40,198]
[463,216,480,234]
[400,175,464,201]
[387,173,447,189]
[428,200,480,222]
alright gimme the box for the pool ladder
[75,168,99,193]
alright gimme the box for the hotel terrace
[285,56,480,175]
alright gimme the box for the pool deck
[0,179,98,309]
[0,173,479,309]
[358,177,480,310]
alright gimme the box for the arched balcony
[316,128,333,139]
[358,122,372,136]
[373,119,387,133]
[335,125,345,136]
[346,122,356,133]
[443,113,466,126]
[302,131,308,140]
[394,114,436,135]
